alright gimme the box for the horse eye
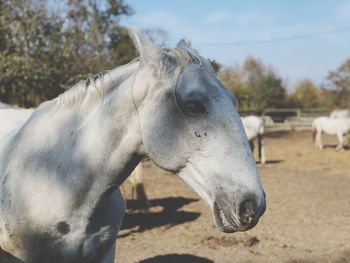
[183,100,206,114]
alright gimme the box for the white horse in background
[312,116,350,150]
[0,31,266,263]
[330,109,350,119]
[121,162,150,213]
[241,116,266,165]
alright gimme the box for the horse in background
[241,115,266,165]
[330,109,350,119]
[312,116,350,150]
[121,161,150,213]
[0,31,266,262]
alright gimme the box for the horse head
[131,31,266,233]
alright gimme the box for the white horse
[241,116,266,164]
[0,102,34,137]
[0,108,34,138]
[121,161,150,213]
[330,109,350,119]
[0,107,151,215]
[0,31,266,263]
[312,116,350,150]
[0,102,11,109]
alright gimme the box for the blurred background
[1,0,349,111]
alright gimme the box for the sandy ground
[117,131,350,263]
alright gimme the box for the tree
[324,58,350,108]
[0,0,69,106]
[0,0,135,107]
[219,57,287,110]
[109,27,138,67]
[288,79,320,109]
[61,0,135,84]
[219,65,252,110]
[253,71,286,110]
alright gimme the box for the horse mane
[54,58,140,109]
[53,47,206,109]
[55,72,107,108]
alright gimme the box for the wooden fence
[239,108,331,133]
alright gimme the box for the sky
[122,0,350,89]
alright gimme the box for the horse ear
[176,39,197,53]
[128,28,164,64]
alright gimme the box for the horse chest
[0,189,125,262]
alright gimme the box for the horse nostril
[239,200,255,226]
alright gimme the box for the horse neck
[4,61,145,209]
[73,61,145,185]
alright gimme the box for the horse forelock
[155,47,207,76]
[169,48,202,67]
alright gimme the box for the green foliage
[109,27,138,67]
[218,56,350,111]
[0,0,68,106]
[288,79,320,109]
[254,72,287,110]
[0,0,135,107]
[324,58,350,108]
[219,57,287,111]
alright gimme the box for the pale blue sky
[122,0,350,89]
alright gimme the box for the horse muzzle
[213,193,266,233]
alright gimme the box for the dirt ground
[117,131,350,263]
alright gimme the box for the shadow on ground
[256,159,284,165]
[125,196,198,212]
[139,254,214,263]
[323,144,350,150]
[119,197,200,238]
